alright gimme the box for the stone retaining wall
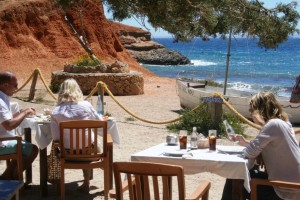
[51,70,144,95]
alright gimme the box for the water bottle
[96,95,103,116]
[190,127,198,150]
[223,120,235,135]
[223,120,238,144]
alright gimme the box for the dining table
[131,143,254,200]
[11,102,120,196]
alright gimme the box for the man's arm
[2,108,35,130]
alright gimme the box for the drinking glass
[208,130,217,151]
[179,130,187,150]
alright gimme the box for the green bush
[166,102,245,137]
[72,54,101,67]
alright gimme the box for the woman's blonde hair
[57,78,83,105]
[249,91,288,123]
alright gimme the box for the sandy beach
[2,77,260,200]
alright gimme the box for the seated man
[0,71,38,180]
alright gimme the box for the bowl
[166,134,178,145]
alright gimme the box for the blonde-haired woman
[51,78,102,192]
[222,92,300,200]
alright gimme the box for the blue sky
[105,0,300,38]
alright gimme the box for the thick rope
[14,70,35,93]
[217,93,300,134]
[12,70,300,133]
[85,83,98,99]
[36,69,57,100]
[101,82,183,124]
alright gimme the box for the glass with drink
[208,130,217,151]
[179,130,187,149]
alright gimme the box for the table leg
[232,179,243,200]
[108,143,113,189]
[24,128,32,184]
[39,147,48,196]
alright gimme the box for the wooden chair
[58,120,110,200]
[250,179,300,200]
[0,136,23,180]
[110,161,211,200]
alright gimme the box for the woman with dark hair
[222,92,300,200]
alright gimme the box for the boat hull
[176,79,300,125]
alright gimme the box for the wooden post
[208,102,222,129]
[28,70,38,101]
[201,97,223,131]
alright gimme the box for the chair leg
[104,162,109,200]
[60,168,65,200]
[202,190,209,200]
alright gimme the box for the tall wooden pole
[223,28,232,95]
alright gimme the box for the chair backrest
[0,136,23,180]
[59,120,107,160]
[113,162,186,200]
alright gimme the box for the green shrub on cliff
[72,53,101,67]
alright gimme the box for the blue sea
[143,37,300,97]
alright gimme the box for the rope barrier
[12,69,300,134]
[36,69,57,100]
[14,70,34,93]
[101,82,183,124]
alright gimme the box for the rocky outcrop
[0,0,154,81]
[112,22,191,65]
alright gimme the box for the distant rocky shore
[113,22,191,65]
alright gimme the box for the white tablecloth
[131,143,251,192]
[19,118,120,150]
[11,102,120,149]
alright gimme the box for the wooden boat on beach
[176,79,300,125]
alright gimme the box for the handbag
[47,142,61,184]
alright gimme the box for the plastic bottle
[96,95,103,116]
[223,120,238,144]
[190,127,198,149]
[223,120,235,135]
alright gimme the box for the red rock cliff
[0,0,155,81]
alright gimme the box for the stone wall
[51,70,144,96]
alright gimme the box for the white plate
[164,149,190,157]
[217,145,245,154]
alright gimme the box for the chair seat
[0,136,23,180]
[0,180,24,200]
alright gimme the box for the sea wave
[191,60,217,66]
[227,82,292,97]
